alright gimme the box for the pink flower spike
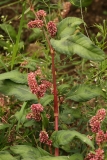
[47,21,57,37]
[36,10,47,19]
[28,19,44,28]
[39,131,49,143]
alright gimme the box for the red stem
[51,48,59,156]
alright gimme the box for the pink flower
[47,21,57,37]
[39,131,49,143]
[95,148,104,160]
[96,130,105,145]
[27,70,52,98]
[27,72,38,95]
[28,19,44,28]
[85,148,104,160]
[36,10,47,19]
[96,108,106,122]
[30,103,43,113]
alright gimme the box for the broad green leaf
[37,155,83,160]
[50,32,105,61]
[0,151,16,160]
[10,145,51,160]
[66,84,105,102]
[59,108,81,124]
[0,80,37,102]
[58,84,70,94]
[70,153,83,160]
[40,95,53,106]
[69,0,93,7]
[0,70,27,84]
[57,17,83,38]
[0,123,10,130]
[37,156,70,160]
[51,130,94,152]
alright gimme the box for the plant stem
[51,47,59,156]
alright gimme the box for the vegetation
[0,0,107,160]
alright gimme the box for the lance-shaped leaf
[0,151,17,160]
[10,145,51,160]
[0,70,27,84]
[66,84,105,102]
[40,94,53,106]
[0,80,37,102]
[51,130,94,152]
[36,156,82,160]
[57,17,83,38]
[50,32,105,61]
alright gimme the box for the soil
[68,0,107,34]
[0,0,107,51]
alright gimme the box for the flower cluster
[89,108,106,133]
[47,21,57,37]
[39,130,52,146]
[36,10,47,19]
[96,130,107,145]
[85,148,104,160]
[26,103,43,121]
[27,69,52,98]
[28,19,44,28]
[28,9,57,37]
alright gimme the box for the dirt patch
[68,0,107,34]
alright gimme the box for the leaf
[70,153,83,160]
[69,0,93,7]
[59,108,81,124]
[36,155,83,160]
[0,151,17,160]
[0,80,37,102]
[58,84,70,94]
[50,32,105,61]
[10,145,51,160]
[0,123,10,130]
[40,95,53,106]
[0,70,27,84]
[15,102,27,130]
[57,17,83,38]
[36,156,71,160]
[0,23,16,40]
[66,84,105,102]
[41,112,49,129]
[51,130,94,152]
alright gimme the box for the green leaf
[66,84,105,102]
[58,84,70,94]
[0,70,27,84]
[69,0,93,7]
[0,23,16,40]
[36,155,83,160]
[51,130,94,152]
[40,95,53,106]
[0,80,37,102]
[10,145,51,160]
[41,112,49,129]
[15,102,27,130]
[0,151,17,160]
[36,156,71,160]
[59,108,81,124]
[50,32,105,61]
[57,17,83,38]
[0,123,10,130]
[70,153,83,160]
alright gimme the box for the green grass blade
[11,2,25,70]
